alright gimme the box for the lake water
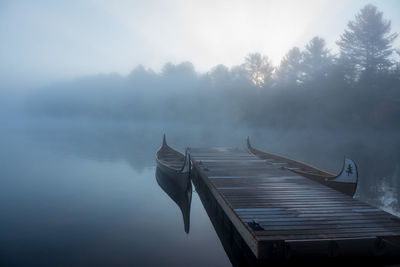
[1,117,399,266]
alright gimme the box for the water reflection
[155,167,192,233]
[25,117,399,218]
[1,117,400,266]
[23,117,400,217]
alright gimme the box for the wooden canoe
[155,134,192,233]
[247,137,358,196]
[156,134,191,177]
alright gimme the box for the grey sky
[0,0,399,88]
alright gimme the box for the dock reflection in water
[156,164,257,266]
[155,167,192,233]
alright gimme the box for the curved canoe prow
[246,137,359,197]
[181,151,191,174]
[156,134,190,175]
[247,136,272,158]
[162,133,167,147]
[323,157,358,196]
[333,157,358,184]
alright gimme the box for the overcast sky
[0,0,399,88]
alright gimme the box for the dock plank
[189,147,400,260]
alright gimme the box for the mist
[1,1,400,266]
[18,44,400,214]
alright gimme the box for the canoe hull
[247,137,358,197]
[155,134,192,233]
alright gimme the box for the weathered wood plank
[188,147,400,260]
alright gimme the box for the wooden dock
[189,147,400,263]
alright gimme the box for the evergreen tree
[276,47,303,87]
[302,37,333,83]
[244,53,274,88]
[208,64,231,88]
[337,4,398,81]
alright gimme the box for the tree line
[29,4,400,129]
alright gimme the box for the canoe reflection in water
[155,167,192,233]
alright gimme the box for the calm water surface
[1,117,399,266]
[0,118,232,266]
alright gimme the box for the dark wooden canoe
[156,134,191,177]
[155,134,192,233]
[247,137,358,196]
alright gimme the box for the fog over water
[1,114,399,265]
[0,118,232,266]
[1,1,400,266]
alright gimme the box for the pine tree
[244,53,274,88]
[302,37,333,83]
[276,47,303,87]
[337,4,398,81]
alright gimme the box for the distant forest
[29,4,400,129]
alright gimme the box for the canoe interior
[156,143,185,171]
[247,139,334,178]
[247,137,357,196]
